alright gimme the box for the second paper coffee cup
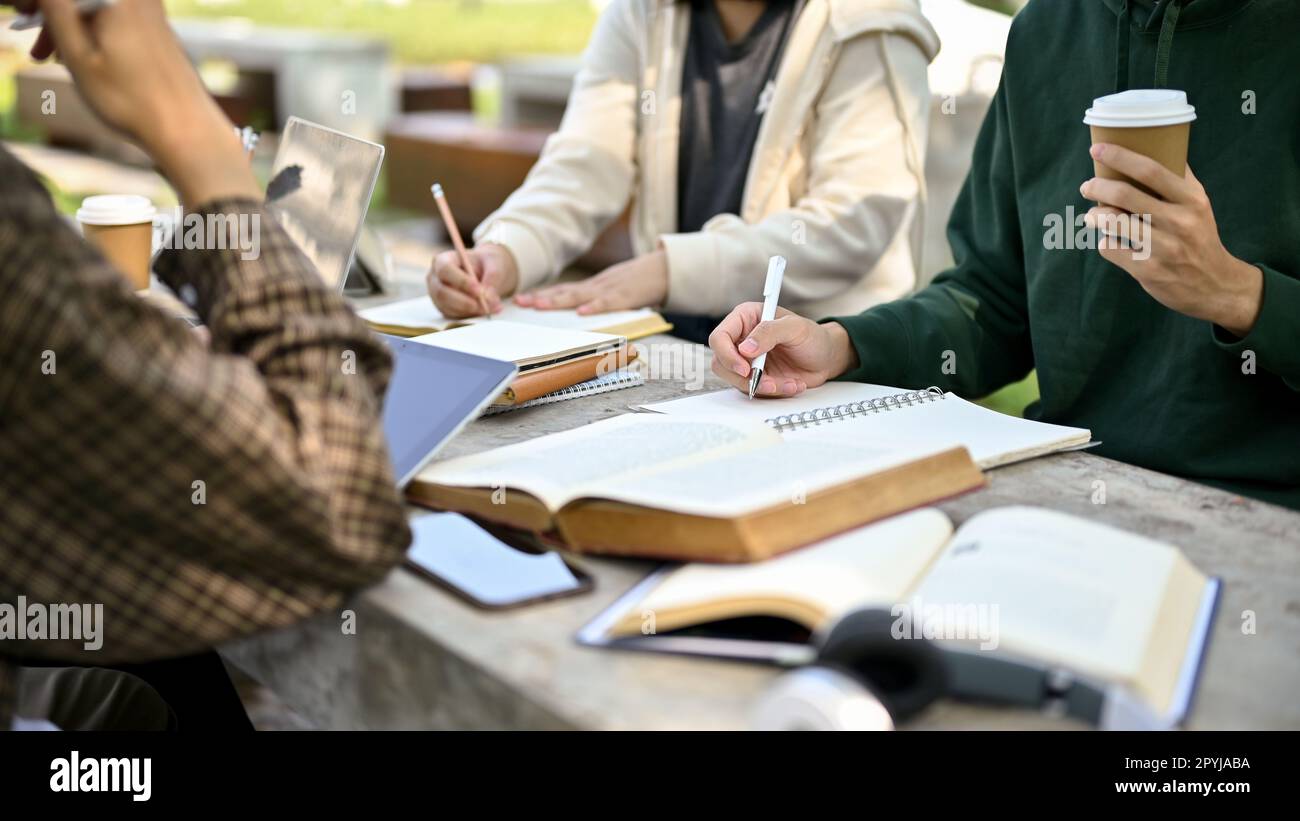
[1085,89,1196,200]
[77,195,157,291]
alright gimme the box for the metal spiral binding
[764,386,947,432]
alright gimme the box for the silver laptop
[266,117,385,292]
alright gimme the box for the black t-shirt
[676,0,802,235]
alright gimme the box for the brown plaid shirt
[0,146,411,727]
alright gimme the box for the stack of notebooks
[360,296,673,341]
[577,506,1220,726]
[364,297,670,407]
[410,321,638,408]
[483,370,646,415]
[408,382,1094,561]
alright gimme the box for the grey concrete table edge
[221,335,1300,731]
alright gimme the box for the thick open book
[408,414,985,561]
[639,383,1092,469]
[580,507,1219,723]
[360,295,673,341]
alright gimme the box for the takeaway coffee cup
[77,195,158,290]
[1084,89,1196,201]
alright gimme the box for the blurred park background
[0,0,1035,419]
[2,0,1025,150]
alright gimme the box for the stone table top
[222,325,1300,730]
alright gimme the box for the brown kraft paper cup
[1084,89,1196,208]
[1089,122,1191,200]
[81,221,154,290]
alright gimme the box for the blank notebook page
[789,392,1090,469]
[641,384,1090,469]
[410,321,621,367]
[361,296,659,333]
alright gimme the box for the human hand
[1082,144,1263,338]
[18,0,258,204]
[515,250,669,315]
[426,243,520,318]
[708,303,859,397]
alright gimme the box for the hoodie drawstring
[1116,0,1186,92]
[1154,0,1185,88]
[1115,0,1132,92]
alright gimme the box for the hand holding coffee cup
[1084,89,1196,204]
[1080,92,1264,339]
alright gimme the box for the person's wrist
[149,106,260,206]
[482,242,521,296]
[1217,259,1264,338]
[820,320,860,380]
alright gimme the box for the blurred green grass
[164,0,599,64]
[163,1,1017,64]
[8,0,1026,246]
[7,0,1020,133]
[977,370,1040,417]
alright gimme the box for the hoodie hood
[826,0,941,61]
[1101,0,1257,91]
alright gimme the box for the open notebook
[579,506,1220,725]
[360,296,673,341]
[638,383,1092,469]
[409,413,985,561]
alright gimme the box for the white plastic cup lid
[76,194,156,226]
[1084,89,1196,128]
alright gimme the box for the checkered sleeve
[0,148,411,696]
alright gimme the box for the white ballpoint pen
[748,255,787,399]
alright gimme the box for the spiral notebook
[483,370,645,415]
[637,383,1093,469]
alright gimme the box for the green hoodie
[830,0,1300,510]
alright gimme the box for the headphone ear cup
[818,608,948,723]
[750,666,895,731]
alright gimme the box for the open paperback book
[360,295,673,341]
[638,383,1092,469]
[578,506,1220,725]
[408,413,985,561]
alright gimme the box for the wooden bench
[384,112,632,273]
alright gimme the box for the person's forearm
[1211,263,1300,391]
[1,170,410,667]
[147,102,261,206]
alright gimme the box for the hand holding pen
[431,183,492,320]
[707,257,862,398]
[748,256,786,398]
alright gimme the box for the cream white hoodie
[474,0,941,318]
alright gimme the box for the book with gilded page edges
[408,412,985,562]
